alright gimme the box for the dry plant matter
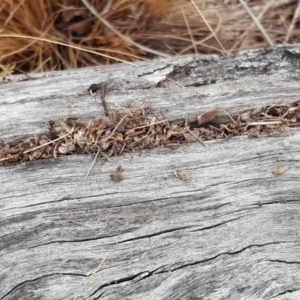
[224,0,300,53]
[0,0,223,75]
[110,165,124,182]
[1,100,300,167]
[1,0,299,76]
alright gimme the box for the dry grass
[1,0,299,76]
[0,0,221,74]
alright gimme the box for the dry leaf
[197,109,218,125]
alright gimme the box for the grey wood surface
[1,44,300,300]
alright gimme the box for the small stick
[247,121,282,126]
[87,82,110,117]
[98,82,110,117]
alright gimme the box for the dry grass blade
[73,257,106,300]
[106,114,128,140]
[0,34,138,66]
[229,0,275,53]
[246,121,282,126]
[181,8,198,55]
[186,128,206,147]
[285,0,300,42]
[238,0,274,46]
[190,0,229,56]
[84,147,101,180]
[134,119,168,130]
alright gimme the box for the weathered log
[1,44,300,300]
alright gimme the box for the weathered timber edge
[1,44,300,300]
[1,43,300,142]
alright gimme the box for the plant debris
[272,165,290,176]
[197,109,218,125]
[1,101,300,167]
[110,165,124,182]
[175,169,192,181]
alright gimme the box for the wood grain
[1,44,300,300]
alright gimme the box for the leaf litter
[1,100,300,168]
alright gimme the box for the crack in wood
[118,226,195,243]
[150,241,292,274]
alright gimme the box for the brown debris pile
[0,103,194,166]
[1,101,300,166]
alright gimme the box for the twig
[98,82,110,117]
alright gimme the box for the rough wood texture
[1,44,300,300]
